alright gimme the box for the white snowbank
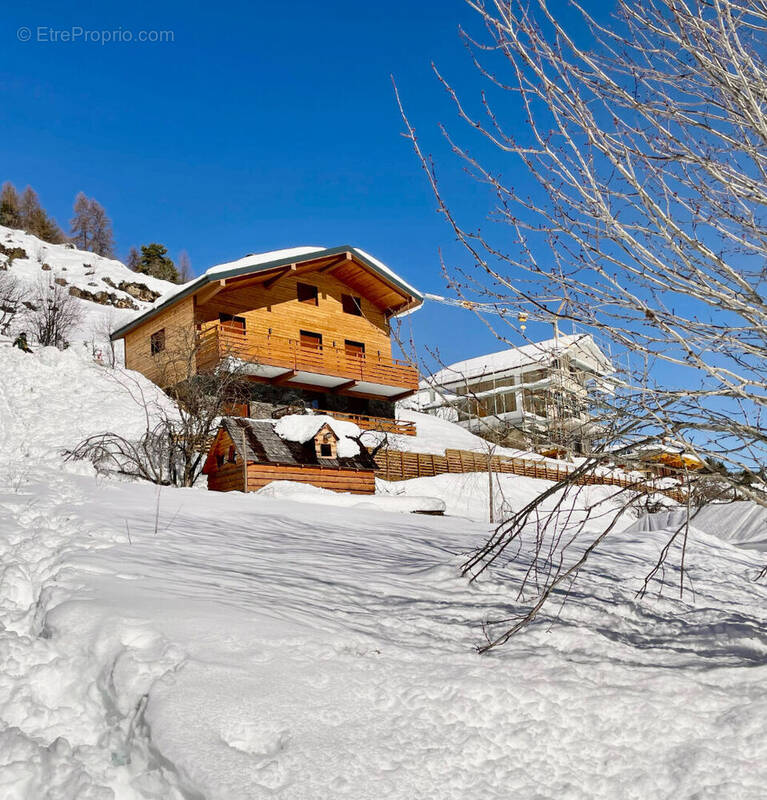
[629,501,767,551]
[0,339,176,464]
[256,479,445,514]
[4,468,767,798]
[378,471,634,525]
[273,413,361,457]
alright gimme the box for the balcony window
[300,330,323,350]
[150,329,165,355]
[297,283,318,305]
[344,340,365,359]
[219,313,246,334]
[342,294,363,316]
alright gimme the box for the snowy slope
[629,502,767,551]
[3,345,767,798]
[371,407,551,460]
[0,225,176,348]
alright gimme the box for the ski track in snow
[3,344,767,797]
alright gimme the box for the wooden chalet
[203,416,378,494]
[110,247,423,424]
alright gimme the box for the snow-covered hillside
[3,343,767,798]
[0,225,176,349]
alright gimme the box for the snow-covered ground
[3,330,767,797]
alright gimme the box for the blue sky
[2,0,609,366]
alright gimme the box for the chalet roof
[111,245,423,340]
[213,416,378,472]
[422,334,613,388]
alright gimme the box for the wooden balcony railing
[314,409,417,436]
[197,326,419,393]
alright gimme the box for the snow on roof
[424,334,612,387]
[112,245,422,340]
[205,246,326,277]
[274,414,362,458]
[353,247,421,299]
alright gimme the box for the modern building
[411,334,613,454]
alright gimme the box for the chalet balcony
[197,325,419,399]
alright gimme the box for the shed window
[320,443,332,457]
[341,294,362,316]
[216,453,224,468]
[228,445,237,463]
[297,283,318,305]
[150,329,165,355]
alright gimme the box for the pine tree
[19,186,65,244]
[177,250,192,283]
[0,182,21,229]
[136,243,179,282]
[126,246,141,271]
[69,193,115,257]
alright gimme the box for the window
[297,283,318,305]
[300,330,323,350]
[342,294,362,316]
[522,369,547,385]
[150,329,165,355]
[344,340,365,359]
[216,453,224,468]
[219,313,246,333]
[320,443,332,457]
[228,445,237,463]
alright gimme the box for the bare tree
[177,250,192,283]
[26,277,83,348]
[68,329,251,487]
[0,272,29,334]
[70,193,115,257]
[397,0,767,646]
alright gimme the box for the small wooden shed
[203,417,377,494]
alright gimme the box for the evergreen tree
[136,243,179,282]
[177,250,192,283]
[0,182,21,229]
[69,192,115,257]
[126,246,141,271]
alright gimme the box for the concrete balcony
[197,326,419,399]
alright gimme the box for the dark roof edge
[111,245,423,341]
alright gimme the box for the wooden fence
[373,447,686,502]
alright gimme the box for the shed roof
[206,417,378,473]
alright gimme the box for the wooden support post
[487,451,494,524]
[242,428,248,493]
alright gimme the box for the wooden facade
[203,417,377,495]
[113,248,422,403]
[123,296,196,385]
